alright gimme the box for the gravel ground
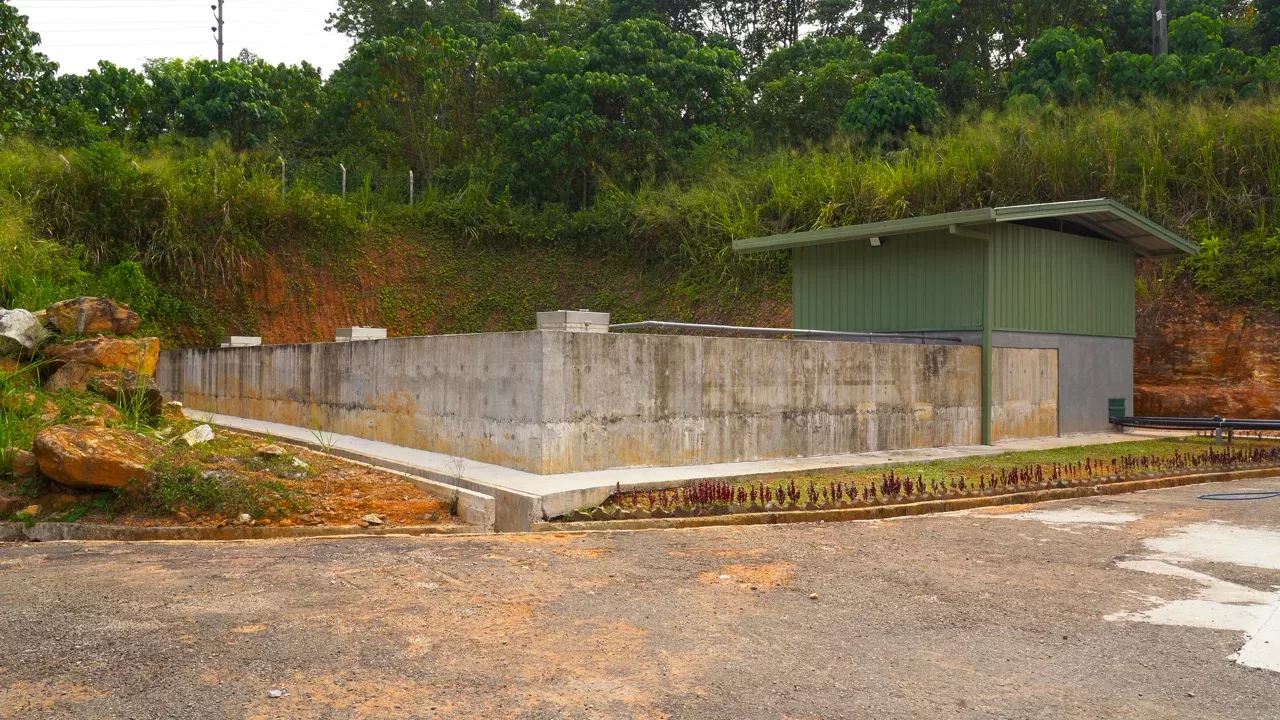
[1,479,1278,719]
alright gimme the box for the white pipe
[607,321,964,344]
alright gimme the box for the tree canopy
[5,0,1280,206]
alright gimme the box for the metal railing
[1110,415,1280,444]
[608,320,964,345]
[1110,416,1280,431]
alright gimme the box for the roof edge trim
[732,198,1198,256]
[731,208,996,253]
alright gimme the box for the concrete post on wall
[220,336,262,348]
[536,310,610,333]
[335,327,388,342]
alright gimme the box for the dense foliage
[6,0,1280,206]
[5,0,1280,334]
[840,70,941,137]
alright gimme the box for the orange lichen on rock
[33,425,161,490]
[46,297,141,336]
[44,336,161,376]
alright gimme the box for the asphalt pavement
[1,478,1278,719]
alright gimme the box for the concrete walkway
[187,409,1188,531]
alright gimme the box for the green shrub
[1008,27,1105,104]
[0,199,94,310]
[840,71,941,138]
[100,261,158,318]
[144,459,310,519]
[1170,12,1225,57]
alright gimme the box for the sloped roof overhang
[731,198,1197,257]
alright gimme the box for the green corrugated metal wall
[793,223,1136,338]
[793,230,984,332]
[991,223,1135,337]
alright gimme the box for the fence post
[409,170,414,205]
[340,163,346,199]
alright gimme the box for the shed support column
[982,235,994,445]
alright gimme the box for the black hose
[1197,491,1280,501]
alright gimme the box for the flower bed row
[554,444,1280,523]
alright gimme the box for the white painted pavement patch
[1107,524,1280,673]
[985,508,1141,526]
[1143,521,1280,570]
[1236,609,1280,672]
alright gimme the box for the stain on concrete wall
[992,347,1059,441]
[158,332,982,474]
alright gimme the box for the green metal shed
[734,199,1197,444]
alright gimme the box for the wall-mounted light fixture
[869,236,882,247]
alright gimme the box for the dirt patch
[698,562,796,591]
[174,237,792,348]
[489,532,588,544]
[968,503,1038,516]
[245,670,441,720]
[0,681,104,715]
[557,547,612,559]
[3,428,460,530]
[669,547,768,558]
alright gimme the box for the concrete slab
[188,409,1190,532]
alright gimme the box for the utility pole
[211,0,224,62]
[1153,0,1168,57]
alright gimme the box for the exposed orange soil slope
[1136,279,1280,418]
[186,239,791,345]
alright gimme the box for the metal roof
[732,198,1197,257]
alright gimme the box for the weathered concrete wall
[994,332,1132,434]
[159,332,982,474]
[157,332,547,472]
[540,332,981,472]
[920,330,1130,435]
[992,347,1058,441]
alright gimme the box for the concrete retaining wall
[992,347,1059,441]
[919,330,1131,435]
[993,332,1132,434]
[158,332,983,474]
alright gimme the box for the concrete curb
[531,465,1280,532]
[0,523,27,542]
[0,521,478,542]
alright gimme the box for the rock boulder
[178,424,214,447]
[33,425,160,490]
[44,361,96,393]
[68,403,122,427]
[88,368,164,415]
[5,449,39,477]
[46,297,141,336]
[0,308,52,358]
[43,336,160,376]
[0,496,21,516]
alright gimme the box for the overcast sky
[12,0,353,76]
